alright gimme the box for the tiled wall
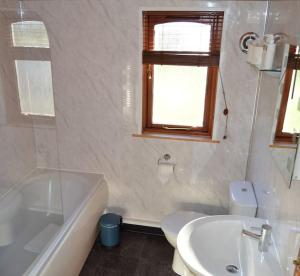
[18,0,266,224]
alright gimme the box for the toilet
[161,181,257,275]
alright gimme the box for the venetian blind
[143,11,224,66]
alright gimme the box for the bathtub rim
[0,167,103,201]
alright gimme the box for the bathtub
[0,169,108,276]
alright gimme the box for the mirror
[292,137,300,182]
[269,145,297,183]
[270,43,300,185]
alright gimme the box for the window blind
[288,54,300,70]
[143,11,224,67]
[287,45,300,70]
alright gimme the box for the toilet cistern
[242,224,272,252]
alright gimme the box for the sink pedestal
[173,249,195,276]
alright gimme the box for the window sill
[132,133,220,143]
[269,143,297,149]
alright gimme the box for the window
[11,21,49,48]
[15,60,55,116]
[275,46,300,143]
[11,20,55,117]
[142,11,224,137]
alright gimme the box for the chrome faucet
[242,224,272,252]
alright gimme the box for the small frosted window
[15,60,55,117]
[152,65,208,127]
[154,22,211,52]
[151,22,211,127]
[11,21,49,48]
[283,70,300,134]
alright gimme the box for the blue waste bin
[99,213,122,247]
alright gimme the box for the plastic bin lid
[100,213,122,227]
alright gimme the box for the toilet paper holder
[158,154,176,166]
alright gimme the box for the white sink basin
[177,215,283,276]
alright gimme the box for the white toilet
[161,181,257,276]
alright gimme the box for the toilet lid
[161,211,206,247]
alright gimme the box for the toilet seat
[161,211,206,247]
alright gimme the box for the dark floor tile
[92,242,120,260]
[135,259,177,276]
[81,251,139,275]
[141,235,174,265]
[103,255,139,273]
[79,265,96,276]
[80,230,175,276]
[95,266,125,276]
[93,256,140,276]
[80,250,102,275]
[92,231,146,259]
[118,231,147,258]
[80,256,106,276]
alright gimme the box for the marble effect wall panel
[21,0,267,223]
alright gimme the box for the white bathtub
[0,169,108,276]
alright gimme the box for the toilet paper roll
[157,163,174,184]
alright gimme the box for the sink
[177,215,283,276]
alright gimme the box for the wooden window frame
[142,11,224,137]
[275,48,299,144]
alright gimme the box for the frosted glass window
[154,22,211,52]
[152,65,208,127]
[11,21,49,48]
[15,60,55,117]
[283,70,300,133]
